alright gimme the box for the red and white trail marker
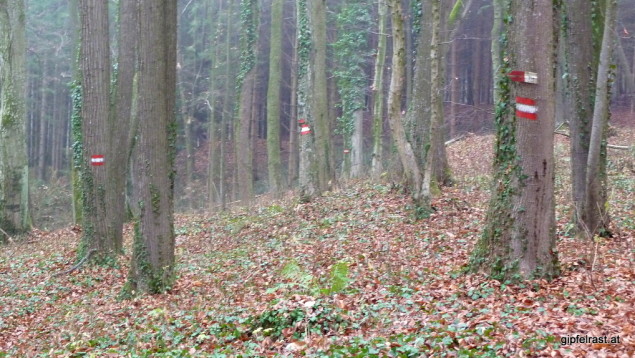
[508,70,538,84]
[515,97,537,120]
[91,154,105,166]
[343,149,350,154]
[300,124,311,135]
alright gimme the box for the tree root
[52,249,97,277]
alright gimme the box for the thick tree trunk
[125,0,177,295]
[77,0,119,259]
[0,0,31,240]
[470,0,558,281]
[267,0,284,195]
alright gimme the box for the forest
[0,0,634,356]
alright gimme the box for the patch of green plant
[269,259,351,296]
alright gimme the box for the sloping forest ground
[1,122,634,357]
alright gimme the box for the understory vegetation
[1,128,634,357]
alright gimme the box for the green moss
[150,184,161,215]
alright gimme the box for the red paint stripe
[515,96,535,105]
[508,71,524,82]
[516,110,537,120]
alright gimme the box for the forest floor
[1,127,634,357]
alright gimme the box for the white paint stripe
[516,103,537,113]
[91,158,105,163]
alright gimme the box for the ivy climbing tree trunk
[124,0,177,295]
[371,0,387,179]
[0,0,31,241]
[234,0,258,205]
[470,0,559,281]
[386,0,429,210]
[266,0,284,195]
[77,0,120,259]
[297,0,319,201]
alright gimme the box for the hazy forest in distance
[1,0,635,356]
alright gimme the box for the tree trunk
[309,0,333,193]
[234,0,258,205]
[371,0,388,179]
[387,0,428,209]
[470,0,559,281]
[287,0,299,187]
[585,0,616,236]
[125,0,177,295]
[0,0,31,240]
[77,0,118,259]
[267,0,284,195]
[297,0,319,201]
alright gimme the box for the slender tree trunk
[297,0,319,201]
[110,0,138,249]
[267,0,284,195]
[371,0,388,179]
[234,0,258,205]
[309,0,333,193]
[470,0,559,281]
[287,0,299,187]
[387,0,428,209]
[0,0,31,239]
[585,0,616,236]
[125,0,177,295]
[38,60,49,182]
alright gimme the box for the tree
[124,0,177,295]
[234,0,258,205]
[585,0,617,237]
[309,0,333,193]
[297,0,319,201]
[76,0,119,259]
[266,0,284,195]
[386,0,431,211]
[470,0,559,281]
[333,1,370,179]
[0,0,31,242]
[370,0,388,179]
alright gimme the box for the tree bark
[371,0,388,179]
[470,0,559,281]
[309,0,333,193]
[0,0,31,240]
[125,0,177,295]
[77,0,119,259]
[267,0,285,195]
[585,0,616,236]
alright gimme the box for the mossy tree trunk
[125,0,177,295]
[308,0,333,193]
[0,0,31,241]
[370,0,388,179]
[234,0,258,205]
[386,0,429,211]
[266,0,284,195]
[297,0,319,201]
[470,0,559,281]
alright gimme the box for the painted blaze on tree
[469,0,559,281]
